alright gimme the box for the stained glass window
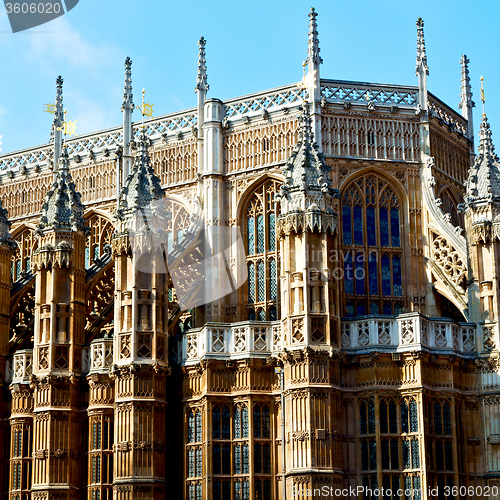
[380,400,388,433]
[434,402,442,435]
[402,439,410,469]
[443,403,451,435]
[368,400,375,434]
[188,412,195,443]
[245,179,280,321]
[341,174,403,316]
[411,439,420,468]
[188,449,195,477]
[195,412,202,442]
[409,400,418,432]
[389,400,398,433]
[257,215,265,254]
[401,401,409,433]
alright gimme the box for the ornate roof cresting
[278,103,336,200]
[122,57,134,112]
[195,36,209,94]
[415,18,428,77]
[116,130,165,222]
[306,7,322,67]
[465,114,500,204]
[37,146,87,233]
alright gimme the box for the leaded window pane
[369,257,378,295]
[248,264,255,304]
[343,206,352,245]
[380,207,389,246]
[195,412,202,442]
[367,206,376,246]
[257,261,265,302]
[196,484,202,500]
[222,444,231,474]
[361,440,368,469]
[263,442,271,473]
[393,255,402,296]
[389,401,398,433]
[401,401,409,433]
[247,217,255,255]
[368,400,375,434]
[445,441,453,470]
[196,448,202,476]
[411,439,420,468]
[436,441,444,470]
[344,253,354,295]
[234,407,241,439]
[383,301,392,315]
[242,444,249,473]
[382,255,391,295]
[213,445,221,474]
[188,449,195,477]
[353,206,363,245]
[434,402,442,435]
[402,440,410,469]
[381,440,389,469]
[268,213,275,252]
[258,309,266,321]
[355,252,365,295]
[254,406,261,438]
[188,484,195,500]
[213,408,221,439]
[188,412,195,443]
[357,300,367,316]
[443,403,451,435]
[234,444,241,474]
[410,400,418,432]
[380,401,388,433]
[262,405,270,438]
[242,407,248,438]
[369,439,377,470]
[248,309,255,321]
[391,208,400,247]
[269,260,277,301]
[243,479,250,500]
[85,247,90,269]
[222,407,230,439]
[254,443,262,473]
[390,439,399,469]
[269,306,277,321]
[360,401,367,434]
[257,215,264,254]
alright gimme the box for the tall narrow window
[341,174,404,316]
[89,414,113,500]
[245,179,281,321]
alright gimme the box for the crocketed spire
[37,147,86,233]
[280,103,333,196]
[195,37,209,94]
[116,130,164,221]
[122,57,134,112]
[465,114,500,203]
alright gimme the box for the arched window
[12,228,37,281]
[341,174,403,317]
[85,215,114,269]
[244,179,281,321]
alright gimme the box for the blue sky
[0,0,498,155]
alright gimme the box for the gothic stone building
[0,10,498,500]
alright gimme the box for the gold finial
[43,103,55,114]
[55,109,78,136]
[480,75,486,115]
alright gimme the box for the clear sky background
[0,0,498,155]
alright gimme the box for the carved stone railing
[223,84,307,120]
[341,313,476,353]
[88,337,114,373]
[181,321,282,364]
[428,93,467,136]
[10,349,33,383]
[321,80,418,108]
[0,108,198,174]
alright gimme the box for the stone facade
[0,9,498,500]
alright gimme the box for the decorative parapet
[340,313,476,354]
[89,337,114,373]
[321,80,418,109]
[428,94,468,137]
[180,321,282,364]
[10,349,33,383]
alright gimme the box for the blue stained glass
[247,217,255,255]
[85,248,90,269]
[189,484,195,500]
[243,479,250,500]
[344,253,354,294]
[268,213,276,251]
[355,253,365,295]
[235,482,241,500]
[242,444,249,473]
[188,449,195,477]
[368,257,378,295]
[234,407,241,439]
[391,209,400,247]
[410,400,418,432]
[395,302,403,315]
[11,261,14,281]
[401,401,409,433]
[242,407,248,438]
[382,255,391,295]
[353,206,363,245]
[248,264,255,304]
[195,412,202,442]
[269,260,277,301]
[342,206,352,245]
[370,302,379,314]
[257,261,265,302]
[222,444,231,474]
[393,256,402,296]
[411,439,420,468]
[380,207,389,246]
[222,407,230,439]
[25,258,30,273]
[269,306,277,321]
[15,260,20,278]
[346,300,354,317]
[213,444,221,474]
[367,206,376,246]
[213,408,221,439]
[402,440,410,469]
[94,246,99,260]
[248,309,255,321]
[257,215,264,254]
[258,309,266,321]
[383,301,392,315]
[356,301,366,316]
[196,484,202,500]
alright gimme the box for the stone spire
[459,54,475,141]
[415,18,429,111]
[465,114,500,203]
[37,147,86,233]
[278,103,335,213]
[195,37,209,95]
[53,76,64,170]
[116,130,164,222]
[121,57,135,185]
[306,7,322,67]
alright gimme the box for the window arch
[85,214,114,269]
[12,228,37,281]
[341,173,404,317]
[244,179,281,321]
